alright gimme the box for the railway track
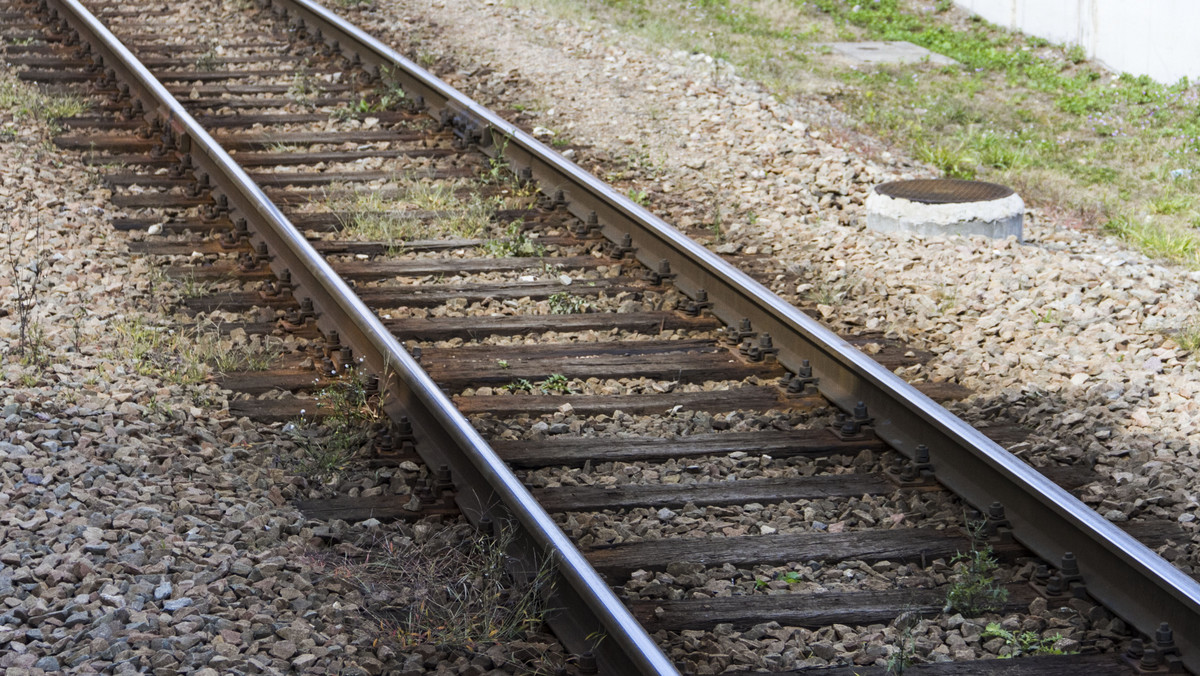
[5,0,1200,672]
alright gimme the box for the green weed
[327,179,492,246]
[502,378,534,394]
[981,622,1066,657]
[112,317,207,385]
[289,373,383,482]
[480,220,545,257]
[943,544,1009,616]
[547,291,589,314]
[1105,214,1200,265]
[915,139,977,179]
[1172,321,1200,352]
[887,620,917,674]
[539,373,571,394]
[194,44,220,72]
[286,68,317,105]
[112,316,280,383]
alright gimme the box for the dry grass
[309,522,562,671]
[322,176,495,247]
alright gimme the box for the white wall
[955,0,1200,83]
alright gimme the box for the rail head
[40,0,679,673]
[267,0,1200,668]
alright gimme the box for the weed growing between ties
[943,521,1009,615]
[981,622,1067,658]
[500,378,534,394]
[286,372,384,483]
[547,291,590,314]
[539,373,572,394]
[194,42,221,72]
[480,220,545,258]
[886,610,920,674]
[313,522,561,670]
[325,177,495,248]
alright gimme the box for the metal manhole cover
[875,179,1014,204]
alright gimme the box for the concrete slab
[819,41,958,67]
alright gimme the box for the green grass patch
[480,220,545,257]
[0,72,90,132]
[326,177,494,248]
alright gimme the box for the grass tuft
[288,373,383,482]
[480,220,545,257]
[326,177,494,247]
[944,543,1009,616]
[316,523,558,667]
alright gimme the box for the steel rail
[39,0,678,673]
[269,0,1200,668]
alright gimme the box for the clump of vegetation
[112,316,281,385]
[539,373,572,394]
[887,621,918,674]
[286,67,317,106]
[943,544,1009,615]
[3,215,50,370]
[501,378,534,394]
[981,622,1067,658]
[205,334,279,373]
[1174,321,1200,353]
[317,522,557,664]
[480,220,545,257]
[194,43,220,72]
[0,70,89,132]
[327,178,493,247]
[113,317,209,385]
[289,373,383,482]
[547,291,589,314]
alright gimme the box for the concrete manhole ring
[866,178,1024,240]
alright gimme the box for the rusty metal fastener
[785,359,819,394]
[724,317,755,346]
[745,333,779,362]
[899,444,934,482]
[647,259,674,285]
[682,288,712,317]
[612,233,636,258]
[576,652,598,675]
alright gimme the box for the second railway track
[5,0,1200,673]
